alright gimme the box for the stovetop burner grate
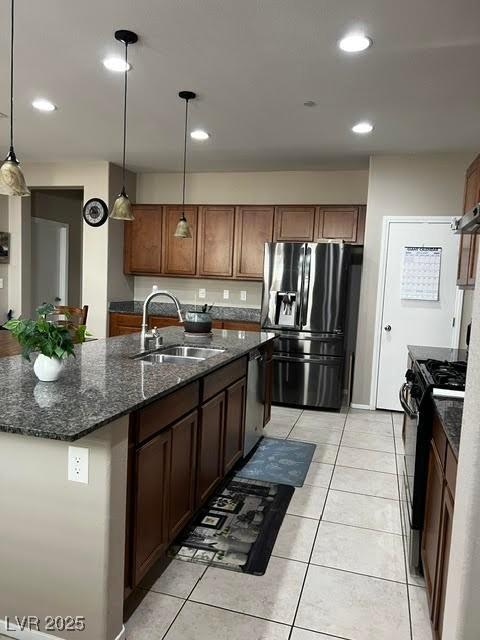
[424,359,467,389]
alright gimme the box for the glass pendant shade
[0,156,30,196]
[174,216,192,238]
[110,189,134,221]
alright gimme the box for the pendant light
[110,29,137,221]
[0,0,29,197]
[174,91,196,238]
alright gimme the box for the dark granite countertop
[433,398,463,459]
[408,344,465,459]
[109,300,261,323]
[408,344,468,364]
[0,327,274,442]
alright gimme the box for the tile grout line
[287,406,350,639]
[391,411,415,640]
[159,565,208,639]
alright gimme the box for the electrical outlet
[240,290,247,301]
[68,446,89,484]
[0,278,3,289]
[199,288,206,299]
[223,290,230,300]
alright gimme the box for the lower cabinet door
[168,411,198,540]
[224,377,246,474]
[197,392,226,506]
[421,439,444,614]
[133,430,171,585]
[434,486,454,638]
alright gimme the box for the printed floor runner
[235,437,316,487]
[169,476,293,575]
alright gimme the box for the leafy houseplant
[4,303,88,381]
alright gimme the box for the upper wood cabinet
[457,154,480,288]
[315,206,366,245]
[124,205,163,274]
[197,206,235,278]
[162,206,198,276]
[124,201,366,279]
[274,206,316,241]
[234,206,274,279]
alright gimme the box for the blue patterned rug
[235,437,316,487]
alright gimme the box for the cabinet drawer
[445,444,457,498]
[222,320,260,332]
[136,382,200,445]
[432,413,447,469]
[202,357,248,402]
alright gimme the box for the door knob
[384,324,392,332]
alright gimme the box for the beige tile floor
[122,404,432,640]
[2,406,432,640]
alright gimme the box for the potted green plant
[4,303,88,382]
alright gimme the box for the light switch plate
[240,290,247,301]
[68,446,89,484]
[199,288,206,299]
[0,278,3,289]
[223,290,230,300]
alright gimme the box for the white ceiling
[0,0,479,173]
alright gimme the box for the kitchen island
[0,327,274,640]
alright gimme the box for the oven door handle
[399,382,418,419]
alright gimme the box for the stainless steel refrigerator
[260,242,351,409]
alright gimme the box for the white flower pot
[33,354,65,382]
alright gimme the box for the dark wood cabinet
[124,201,366,278]
[457,155,480,288]
[315,206,365,245]
[274,205,316,241]
[434,483,454,639]
[124,205,163,274]
[222,320,260,332]
[149,315,183,329]
[109,312,142,336]
[421,438,444,603]
[224,378,246,473]
[234,206,274,279]
[132,429,170,585]
[421,412,458,639]
[197,392,226,506]
[168,411,198,540]
[162,206,198,276]
[197,206,235,278]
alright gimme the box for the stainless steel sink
[138,353,204,365]
[132,345,225,365]
[159,346,225,359]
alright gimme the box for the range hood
[452,203,480,234]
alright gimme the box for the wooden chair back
[49,305,89,327]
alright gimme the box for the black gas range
[399,357,466,573]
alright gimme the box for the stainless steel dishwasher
[244,349,266,456]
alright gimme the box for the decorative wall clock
[82,198,109,227]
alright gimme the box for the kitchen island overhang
[0,327,275,640]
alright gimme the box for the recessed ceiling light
[103,57,131,72]
[32,98,56,112]
[352,121,374,134]
[338,32,372,53]
[190,129,210,141]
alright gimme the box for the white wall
[6,162,135,336]
[352,153,474,407]
[137,169,369,205]
[135,169,369,306]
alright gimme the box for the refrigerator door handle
[300,244,311,328]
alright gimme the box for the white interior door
[31,217,69,312]
[376,218,459,410]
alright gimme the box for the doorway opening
[30,189,84,312]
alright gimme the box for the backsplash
[134,276,263,309]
